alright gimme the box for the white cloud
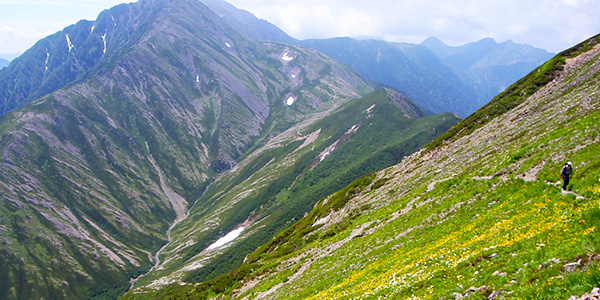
[228,0,600,52]
[0,0,126,53]
[1,0,599,53]
[0,26,53,53]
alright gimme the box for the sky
[1,0,599,57]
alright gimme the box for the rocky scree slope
[135,34,600,299]
[0,0,371,299]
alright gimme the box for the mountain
[199,0,297,44]
[301,37,553,117]
[0,0,376,298]
[126,34,600,299]
[0,58,8,69]
[125,88,459,290]
[0,0,553,121]
[301,37,478,116]
[115,0,553,118]
[421,36,555,109]
[0,0,295,118]
[0,1,462,299]
[0,0,164,116]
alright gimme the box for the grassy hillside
[127,35,600,299]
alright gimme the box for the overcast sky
[1,0,599,56]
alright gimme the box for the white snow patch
[347,124,359,134]
[366,104,376,118]
[101,33,107,54]
[65,34,74,52]
[319,143,337,162]
[320,151,330,162]
[195,75,200,83]
[365,104,376,114]
[225,42,231,48]
[207,228,244,250]
[90,26,95,33]
[291,74,296,78]
[282,52,294,61]
[320,146,335,162]
[286,96,296,106]
[45,52,49,71]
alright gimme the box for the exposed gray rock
[569,287,600,300]
[488,290,500,299]
[564,260,582,272]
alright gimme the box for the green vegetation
[122,88,459,296]
[124,33,600,300]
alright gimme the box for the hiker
[560,161,573,190]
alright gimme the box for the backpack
[562,165,572,177]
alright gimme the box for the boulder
[564,260,582,273]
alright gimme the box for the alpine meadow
[0,0,598,300]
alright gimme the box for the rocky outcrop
[570,288,600,300]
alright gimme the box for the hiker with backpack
[560,161,573,191]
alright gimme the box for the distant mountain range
[0,58,9,69]
[196,0,554,117]
[301,37,553,117]
[0,0,553,119]
[422,36,555,113]
[199,0,554,117]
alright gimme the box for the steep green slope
[134,35,600,299]
[124,88,460,292]
[0,0,372,299]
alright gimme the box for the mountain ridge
[300,36,553,117]
[0,0,554,120]
[0,0,374,298]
